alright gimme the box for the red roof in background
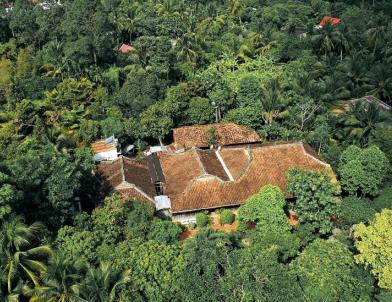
[320,16,341,27]
[119,44,135,54]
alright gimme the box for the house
[348,95,391,112]
[118,43,135,54]
[173,122,262,149]
[97,124,334,225]
[319,16,341,27]
[315,16,341,30]
[91,136,119,162]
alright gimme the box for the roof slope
[349,95,392,111]
[91,139,117,153]
[173,123,261,148]
[159,142,334,213]
[97,156,155,206]
[320,16,341,26]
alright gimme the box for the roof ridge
[120,155,125,182]
[299,142,332,168]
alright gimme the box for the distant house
[118,43,135,54]
[91,136,119,162]
[97,124,334,225]
[348,95,391,112]
[173,123,262,149]
[320,16,341,27]
[314,16,341,30]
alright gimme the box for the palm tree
[176,31,199,65]
[311,24,341,59]
[365,65,392,102]
[334,102,389,146]
[29,254,85,302]
[0,217,52,294]
[335,52,371,97]
[259,79,288,125]
[79,262,130,302]
[365,19,386,55]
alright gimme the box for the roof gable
[173,123,261,148]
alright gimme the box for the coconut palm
[365,65,392,102]
[79,262,130,302]
[29,254,85,302]
[259,79,288,125]
[176,31,199,65]
[365,19,386,54]
[0,217,52,294]
[311,24,341,58]
[334,101,390,146]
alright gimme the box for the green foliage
[338,196,376,227]
[147,220,182,244]
[338,145,389,196]
[0,0,392,299]
[221,246,303,302]
[238,185,289,233]
[0,217,52,294]
[185,97,214,125]
[286,168,340,235]
[372,187,392,212]
[353,209,392,290]
[196,212,210,227]
[218,209,234,225]
[292,239,374,302]
[140,102,173,145]
[127,241,181,301]
[0,171,18,221]
[179,230,238,301]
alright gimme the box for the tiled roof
[91,139,117,153]
[97,156,156,205]
[349,95,391,111]
[173,123,261,148]
[158,142,335,213]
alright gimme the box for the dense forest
[0,0,392,301]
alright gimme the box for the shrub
[188,222,197,229]
[372,187,392,212]
[238,185,288,233]
[218,209,234,225]
[338,197,376,226]
[196,212,210,227]
[147,219,182,244]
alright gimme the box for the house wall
[94,149,118,161]
[172,212,197,225]
[172,206,239,225]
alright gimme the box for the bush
[196,212,210,227]
[188,222,197,229]
[147,219,182,244]
[339,197,376,226]
[218,209,234,225]
[372,187,392,212]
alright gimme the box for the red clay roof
[97,156,155,206]
[158,142,335,213]
[91,140,117,153]
[119,43,135,54]
[320,16,341,27]
[173,123,261,148]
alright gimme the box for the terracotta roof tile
[173,123,261,148]
[97,156,155,202]
[159,142,335,213]
[219,148,250,179]
[91,140,117,153]
[197,150,229,181]
[117,188,155,207]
